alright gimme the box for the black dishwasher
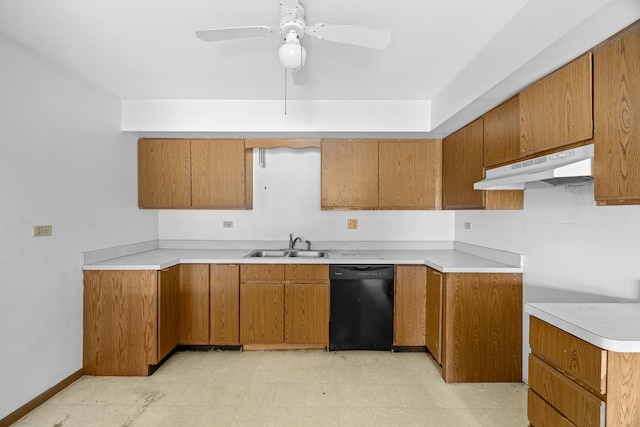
[329,265,394,351]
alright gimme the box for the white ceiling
[1,0,639,136]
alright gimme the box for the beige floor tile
[335,384,371,407]
[338,407,376,426]
[132,405,238,426]
[305,383,338,407]
[303,407,340,427]
[15,350,529,426]
[271,383,308,406]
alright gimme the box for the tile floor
[13,350,528,426]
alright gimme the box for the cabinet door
[191,139,248,209]
[442,118,485,209]
[138,139,191,208]
[284,282,329,344]
[393,265,427,346]
[83,270,157,376]
[483,95,521,167]
[442,273,522,383]
[379,140,442,210]
[520,53,593,156]
[179,264,209,345]
[240,283,284,344]
[158,266,180,362]
[425,268,443,364]
[321,139,379,209]
[594,22,640,205]
[210,264,240,345]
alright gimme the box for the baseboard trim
[0,368,83,427]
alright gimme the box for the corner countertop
[82,247,523,274]
[525,303,640,352]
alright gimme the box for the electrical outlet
[347,219,358,230]
[223,221,234,228]
[464,222,472,230]
[33,225,53,237]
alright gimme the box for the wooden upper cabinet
[379,140,442,210]
[138,138,252,209]
[138,139,191,208]
[593,22,640,205]
[321,139,379,209]
[483,95,521,167]
[191,139,249,209]
[442,118,485,209]
[520,53,593,157]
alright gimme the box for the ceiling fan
[195,0,391,85]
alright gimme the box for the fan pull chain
[284,69,287,115]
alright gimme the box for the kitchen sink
[244,249,328,258]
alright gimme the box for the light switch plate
[347,219,358,230]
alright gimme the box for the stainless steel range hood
[474,144,594,190]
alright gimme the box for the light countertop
[82,248,523,274]
[526,303,640,352]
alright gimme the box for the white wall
[455,182,640,382]
[0,35,158,419]
[160,148,454,243]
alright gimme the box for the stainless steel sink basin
[245,250,289,258]
[287,250,327,258]
[244,249,328,258]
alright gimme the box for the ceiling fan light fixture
[278,41,307,70]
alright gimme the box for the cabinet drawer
[528,389,576,427]
[241,264,285,283]
[529,317,606,396]
[529,355,605,426]
[285,264,329,282]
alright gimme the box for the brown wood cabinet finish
[284,282,329,344]
[441,272,522,383]
[425,267,443,364]
[483,95,521,167]
[528,316,640,426]
[210,264,240,344]
[527,389,576,427]
[378,140,442,210]
[321,139,379,209]
[179,264,210,345]
[191,139,248,209]
[393,265,427,346]
[529,355,603,426]
[594,22,640,205]
[529,316,606,397]
[442,118,485,209]
[138,139,191,208]
[83,270,158,376]
[520,53,593,156]
[158,266,180,362]
[240,282,285,344]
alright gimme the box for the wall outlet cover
[347,219,358,230]
[33,225,53,237]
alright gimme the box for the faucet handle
[305,240,312,251]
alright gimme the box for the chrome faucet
[289,233,303,250]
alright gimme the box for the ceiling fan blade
[307,23,391,50]
[195,26,274,42]
[279,0,300,21]
[292,64,309,85]
[280,0,299,11]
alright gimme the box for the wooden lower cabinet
[425,267,443,364]
[83,268,178,376]
[158,266,180,361]
[528,317,640,426]
[394,265,427,346]
[179,264,210,345]
[240,264,329,347]
[210,264,240,344]
[441,272,522,383]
